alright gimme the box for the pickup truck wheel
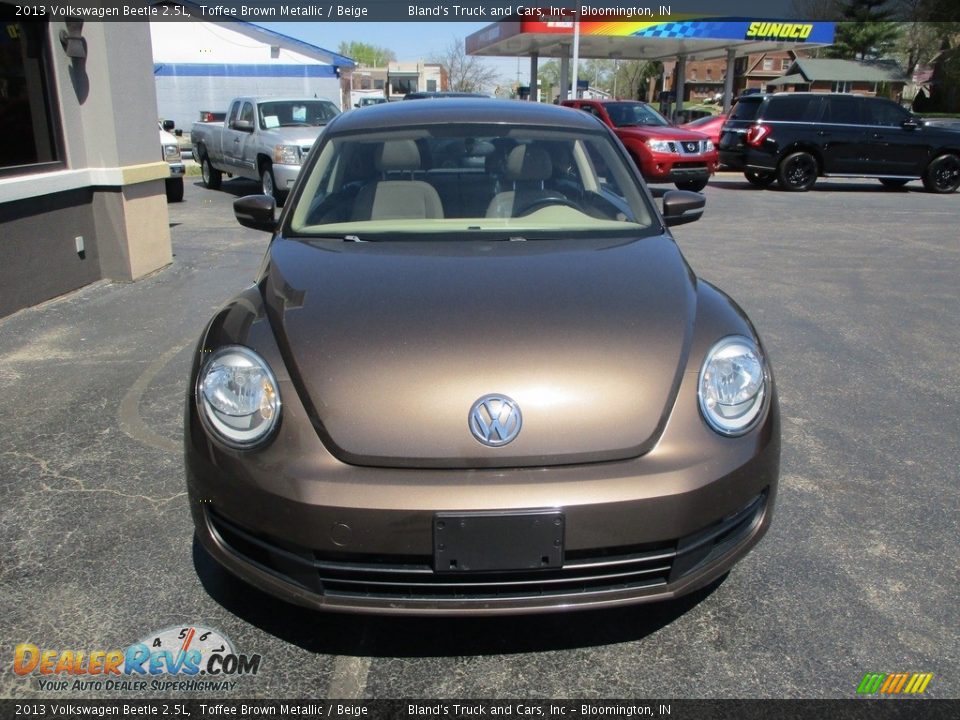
[201,155,221,190]
[260,163,287,206]
[744,170,776,187]
[675,179,708,192]
[922,154,960,194]
[165,177,184,202]
[777,151,818,192]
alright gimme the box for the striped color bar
[857,672,933,694]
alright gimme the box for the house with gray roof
[767,58,907,98]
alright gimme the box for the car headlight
[197,346,281,449]
[698,336,768,436]
[163,144,181,161]
[274,144,301,165]
[646,139,676,153]
[704,139,715,152]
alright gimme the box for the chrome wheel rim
[262,170,274,197]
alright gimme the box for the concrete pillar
[559,48,570,102]
[529,52,539,101]
[674,54,686,122]
[723,47,736,112]
[571,20,581,99]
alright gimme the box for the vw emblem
[469,395,522,447]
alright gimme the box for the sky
[255,22,532,86]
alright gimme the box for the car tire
[879,178,910,189]
[200,154,222,190]
[921,154,960,194]
[260,162,286,206]
[777,151,818,192]
[744,170,776,188]
[165,177,184,203]
[675,179,708,192]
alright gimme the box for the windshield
[258,101,339,129]
[604,102,671,128]
[289,123,657,242]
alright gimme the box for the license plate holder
[433,510,564,573]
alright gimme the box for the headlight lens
[698,336,767,436]
[274,144,301,165]
[163,144,181,161]
[646,139,676,153]
[704,139,715,152]
[197,346,281,448]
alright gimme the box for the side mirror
[232,119,254,132]
[162,119,175,131]
[234,195,277,232]
[662,190,705,227]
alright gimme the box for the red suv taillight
[746,124,771,147]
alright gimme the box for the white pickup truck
[190,97,339,203]
[160,121,185,202]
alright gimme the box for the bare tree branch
[431,38,502,93]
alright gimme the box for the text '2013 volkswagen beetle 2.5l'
[186,99,780,615]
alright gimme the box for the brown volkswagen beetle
[186,99,779,615]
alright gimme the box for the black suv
[719,93,960,193]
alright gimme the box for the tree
[538,59,560,101]
[895,10,944,76]
[790,0,959,80]
[431,38,501,93]
[613,60,663,101]
[338,41,395,67]
[789,0,843,19]
[825,1,901,60]
[582,59,616,93]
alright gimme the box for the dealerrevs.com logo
[857,672,934,695]
[13,626,261,692]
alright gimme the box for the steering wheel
[515,197,581,216]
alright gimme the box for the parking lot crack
[2,450,186,507]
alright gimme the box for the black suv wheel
[922,154,960,194]
[744,170,775,187]
[777,151,818,192]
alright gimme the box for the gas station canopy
[466,19,835,61]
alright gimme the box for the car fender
[775,141,824,174]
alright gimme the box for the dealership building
[150,17,354,130]
[0,10,172,319]
[0,2,352,320]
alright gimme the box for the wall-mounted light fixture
[59,19,86,59]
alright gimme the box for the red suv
[562,99,718,191]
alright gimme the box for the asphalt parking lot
[1,173,957,699]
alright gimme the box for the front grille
[208,491,766,604]
[678,140,710,155]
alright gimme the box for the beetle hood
[263,235,697,469]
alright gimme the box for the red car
[563,99,718,191]
[679,113,728,146]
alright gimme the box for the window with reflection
[0,9,62,173]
